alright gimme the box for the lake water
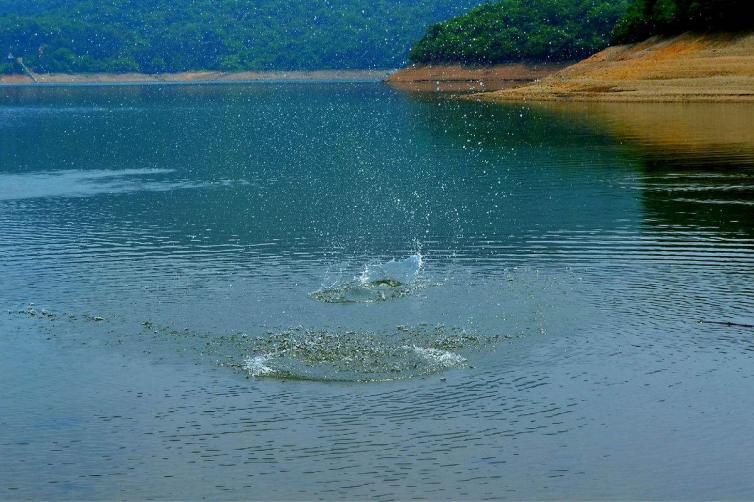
[1,83,753,499]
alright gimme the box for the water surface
[1,84,754,499]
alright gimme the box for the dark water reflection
[1,84,753,499]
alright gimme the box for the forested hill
[612,0,754,43]
[0,0,485,74]
[408,0,630,65]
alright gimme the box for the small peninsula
[392,0,754,102]
[387,0,629,91]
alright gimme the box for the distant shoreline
[0,69,393,86]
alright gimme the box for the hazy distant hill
[0,0,484,73]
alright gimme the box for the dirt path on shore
[471,33,754,103]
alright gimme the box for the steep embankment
[473,33,754,102]
[385,64,564,92]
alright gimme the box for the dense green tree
[612,0,754,43]
[0,0,487,73]
[408,0,629,65]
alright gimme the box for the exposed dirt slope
[472,33,754,102]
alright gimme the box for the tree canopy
[408,0,629,65]
[612,0,754,43]
[0,0,485,74]
[4,0,749,74]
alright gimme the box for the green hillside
[408,0,629,65]
[612,0,754,43]
[0,0,484,74]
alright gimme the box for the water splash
[309,254,425,304]
[411,346,467,367]
[241,355,276,377]
[224,325,504,382]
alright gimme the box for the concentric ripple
[9,305,508,383]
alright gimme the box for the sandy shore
[385,63,565,92]
[0,69,391,85]
[471,33,754,103]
